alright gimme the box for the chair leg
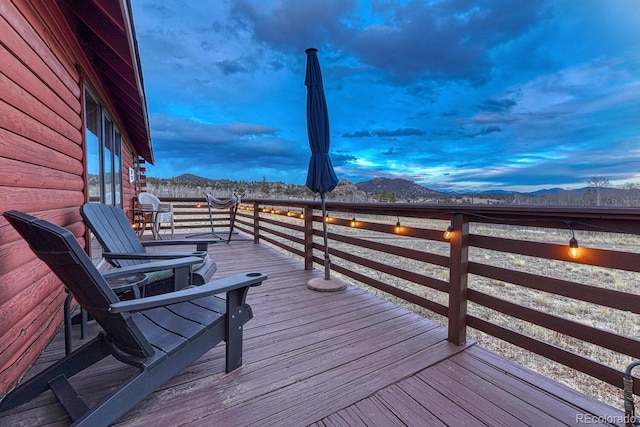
[64,293,73,355]
[227,204,239,243]
[225,287,250,373]
[0,335,110,413]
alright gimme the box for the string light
[350,216,357,227]
[299,210,304,219]
[568,230,580,259]
[395,218,402,234]
[443,225,454,240]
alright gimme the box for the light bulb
[350,217,357,227]
[568,237,580,259]
[444,225,454,240]
[395,220,401,234]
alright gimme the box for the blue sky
[130,0,640,192]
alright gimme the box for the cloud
[342,130,372,138]
[342,128,425,138]
[478,98,518,112]
[216,59,250,75]
[232,0,358,51]
[223,123,278,136]
[150,115,278,144]
[374,128,425,137]
[477,126,502,136]
[471,114,519,125]
[382,147,401,156]
[232,0,545,83]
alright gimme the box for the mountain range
[151,174,638,206]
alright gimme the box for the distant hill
[355,177,445,199]
[146,174,640,206]
[475,189,520,195]
[529,186,622,196]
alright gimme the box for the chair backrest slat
[81,203,147,268]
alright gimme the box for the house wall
[0,0,140,396]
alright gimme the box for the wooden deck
[0,234,627,426]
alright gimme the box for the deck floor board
[0,234,625,426]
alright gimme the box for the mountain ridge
[147,174,639,206]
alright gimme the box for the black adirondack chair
[1,210,267,426]
[81,203,218,287]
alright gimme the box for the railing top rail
[237,198,640,233]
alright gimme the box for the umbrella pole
[321,192,331,280]
[307,192,347,292]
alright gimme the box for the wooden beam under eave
[68,1,132,70]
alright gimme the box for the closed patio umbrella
[304,47,346,292]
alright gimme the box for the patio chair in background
[137,191,174,238]
[189,192,241,243]
[1,210,267,426]
[81,203,218,289]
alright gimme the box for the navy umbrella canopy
[304,48,344,290]
[305,47,339,195]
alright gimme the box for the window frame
[84,87,123,208]
[83,86,125,263]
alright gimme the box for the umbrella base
[307,276,348,292]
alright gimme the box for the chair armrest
[157,203,173,212]
[138,203,155,213]
[104,251,206,261]
[101,256,203,280]
[141,239,221,251]
[109,272,267,313]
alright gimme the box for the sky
[130,0,640,193]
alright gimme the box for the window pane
[104,119,114,205]
[85,95,101,203]
[114,131,122,207]
[84,91,103,262]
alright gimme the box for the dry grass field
[237,209,640,411]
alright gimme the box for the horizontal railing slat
[466,315,640,395]
[469,262,640,314]
[322,230,450,268]
[468,289,640,357]
[470,234,640,272]
[326,259,449,317]
[321,243,449,294]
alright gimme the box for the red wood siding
[0,0,145,397]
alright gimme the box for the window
[84,89,123,207]
[84,88,124,262]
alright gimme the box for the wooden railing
[160,196,640,397]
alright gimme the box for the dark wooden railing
[158,196,640,397]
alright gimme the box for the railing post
[253,201,260,244]
[304,204,313,270]
[448,213,469,345]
